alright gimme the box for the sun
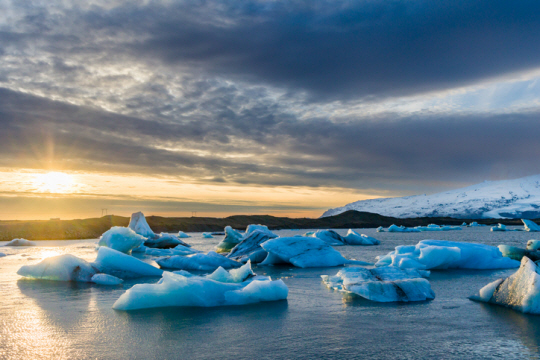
[33,172,76,193]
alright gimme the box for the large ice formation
[5,238,36,246]
[226,230,273,263]
[470,257,540,314]
[156,251,241,271]
[322,266,434,302]
[17,254,98,282]
[375,240,520,270]
[523,219,540,232]
[98,227,146,254]
[112,262,288,310]
[261,237,351,268]
[310,230,346,246]
[94,247,163,278]
[144,233,191,249]
[128,211,156,238]
[343,229,380,245]
[216,226,244,253]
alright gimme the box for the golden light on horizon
[32,172,76,193]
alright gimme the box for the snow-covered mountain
[322,175,540,219]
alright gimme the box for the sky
[1,0,540,220]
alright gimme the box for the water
[1,227,540,359]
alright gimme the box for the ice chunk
[376,226,385,232]
[206,261,255,283]
[490,223,507,232]
[128,211,156,238]
[343,229,380,245]
[245,224,278,238]
[17,254,98,282]
[0,253,6,257]
[470,257,540,314]
[376,240,520,270]
[260,237,350,268]
[387,225,421,233]
[523,219,540,232]
[112,271,288,310]
[202,233,214,239]
[98,227,145,254]
[216,226,244,253]
[145,246,201,257]
[144,233,191,249]
[93,247,163,278]
[310,230,346,246]
[5,238,36,246]
[461,222,467,226]
[156,251,241,271]
[177,231,191,238]
[227,230,273,263]
[498,245,540,262]
[322,267,434,302]
[527,240,540,251]
[91,273,123,285]
[415,224,462,231]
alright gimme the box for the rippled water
[1,227,540,359]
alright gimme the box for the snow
[216,226,244,253]
[310,230,346,246]
[5,239,36,246]
[470,257,540,314]
[112,267,288,310]
[128,211,156,238]
[98,227,146,254]
[94,247,163,278]
[321,174,540,219]
[202,233,214,239]
[490,223,507,232]
[260,237,351,268]
[522,219,540,232]
[343,229,380,245]
[144,233,191,249]
[17,254,97,282]
[145,246,201,257]
[91,273,123,285]
[156,251,241,271]
[497,245,540,262]
[527,240,540,251]
[375,240,520,270]
[321,267,434,302]
[387,225,421,233]
[227,230,273,263]
[177,231,191,238]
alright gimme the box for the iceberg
[144,232,191,249]
[387,225,421,233]
[343,229,380,245]
[470,257,540,314]
[245,224,277,238]
[94,247,163,278]
[522,219,540,232]
[310,230,346,246]
[145,246,201,257]
[216,226,244,253]
[112,264,288,310]
[260,237,351,268]
[128,211,156,238]
[156,251,241,271]
[227,230,273,263]
[206,261,255,283]
[98,227,146,254]
[17,254,98,282]
[461,222,467,226]
[376,226,385,232]
[5,238,36,246]
[177,231,191,238]
[527,240,540,251]
[490,223,507,232]
[415,224,462,231]
[202,233,214,239]
[91,273,123,285]
[375,240,520,270]
[498,245,540,262]
[321,266,434,302]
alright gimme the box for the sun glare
[33,172,76,193]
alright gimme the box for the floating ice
[144,233,191,249]
[343,229,380,245]
[206,261,255,283]
[376,226,385,232]
[498,245,540,262]
[527,240,540,251]
[469,222,486,227]
[245,224,278,238]
[470,257,540,314]
[17,254,98,282]
[202,233,214,239]
[490,223,507,232]
[227,230,273,263]
[145,246,201,257]
[156,251,241,271]
[94,247,163,278]
[98,227,146,254]
[261,237,353,268]
[387,225,421,233]
[415,224,462,231]
[112,266,288,310]
[321,267,434,302]
[0,253,6,257]
[5,238,36,246]
[216,226,244,253]
[461,222,467,226]
[310,230,346,246]
[177,231,191,238]
[376,240,520,270]
[522,219,540,232]
[91,273,123,285]
[128,211,156,238]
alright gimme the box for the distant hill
[322,174,540,219]
[0,211,530,241]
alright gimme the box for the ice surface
[227,230,272,263]
[145,246,201,257]
[202,233,214,239]
[343,229,380,245]
[490,223,507,232]
[91,273,123,285]
[112,267,288,310]
[376,240,520,270]
[156,251,241,271]
[470,257,540,314]
[498,245,540,262]
[177,231,191,238]
[98,227,146,254]
[206,261,255,283]
[260,237,350,268]
[144,233,191,249]
[321,266,434,302]
[387,225,421,233]
[216,226,244,253]
[5,238,36,246]
[522,219,540,232]
[93,247,163,278]
[527,240,540,251]
[17,254,98,282]
[128,211,156,238]
[310,230,346,246]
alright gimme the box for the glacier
[321,267,434,302]
[97,227,146,254]
[156,251,241,271]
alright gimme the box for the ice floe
[498,245,540,262]
[112,262,288,310]
[94,247,163,278]
[415,224,462,231]
[91,273,123,285]
[387,225,421,233]
[244,224,277,238]
[470,257,540,314]
[128,211,156,238]
[376,226,385,232]
[177,231,191,238]
[98,227,146,254]
[522,219,540,232]
[490,223,507,232]
[202,233,214,239]
[18,254,98,282]
[527,240,540,251]
[206,261,255,283]
[144,232,191,249]
[216,226,244,253]
[343,229,380,245]
[321,266,434,302]
[156,251,241,271]
[226,230,273,263]
[5,238,36,246]
[376,240,520,270]
[310,230,346,246]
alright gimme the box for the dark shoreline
[0,210,534,241]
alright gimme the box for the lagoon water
[1,227,540,359]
